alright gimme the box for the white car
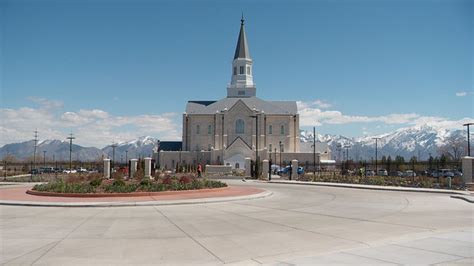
[377,169,388,176]
[63,169,77,174]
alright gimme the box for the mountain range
[0,125,467,161]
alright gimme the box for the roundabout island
[0,173,270,207]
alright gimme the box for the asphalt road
[1,180,472,265]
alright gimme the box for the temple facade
[156,17,332,171]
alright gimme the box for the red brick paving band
[0,186,265,203]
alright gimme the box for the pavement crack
[153,206,226,264]
[5,209,102,265]
[206,205,371,247]
[233,200,435,231]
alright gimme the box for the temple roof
[185,97,297,115]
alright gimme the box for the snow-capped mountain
[300,125,467,161]
[0,139,104,161]
[102,136,159,160]
[0,125,468,161]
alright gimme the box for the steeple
[234,14,250,60]
[227,15,256,98]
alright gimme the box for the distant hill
[1,124,468,161]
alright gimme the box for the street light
[372,137,381,174]
[463,123,474,156]
[279,141,282,170]
[312,126,316,177]
[250,112,260,178]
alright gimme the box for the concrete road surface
[1,180,472,265]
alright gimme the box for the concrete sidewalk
[266,180,471,195]
[279,228,474,265]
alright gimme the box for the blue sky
[1,0,472,147]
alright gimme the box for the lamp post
[279,141,282,170]
[372,137,381,174]
[250,113,259,178]
[312,126,316,177]
[463,123,473,156]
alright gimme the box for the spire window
[240,66,244,75]
[233,67,237,75]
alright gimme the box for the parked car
[41,167,55,173]
[63,169,77,174]
[439,169,454,177]
[365,170,375,176]
[453,170,463,177]
[76,167,88,173]
[389,171,403,177]
[30,168,43,175]
[404,170,416,177]
[271,164,281,174]
[377,169,388,176]
[277,166,304,175]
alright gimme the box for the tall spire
[227,15,255,98]
[234,14,250,60]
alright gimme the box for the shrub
[133,169,144,180]
[179,175,193,184]
[112,178,126,187]
[89,178,102,187]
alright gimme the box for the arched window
[235,119,245,134]
[208,125,212,135]
[196,125,200,135]
[269,125,273,134]
[280,125,285,135]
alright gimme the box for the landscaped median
[0,174,271,207]
[266,179,472,195]
[29,174,227,196]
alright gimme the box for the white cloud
[297,100,471,129]
[0,99,181,147]
[455,91,467,97]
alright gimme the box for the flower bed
[32,174,227,194]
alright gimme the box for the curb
[450,195,474,203]
[0,190,272,208]
[26,186,229,198]
[265,180,470,195]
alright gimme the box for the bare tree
[438,134,466,161]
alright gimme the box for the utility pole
[67,133,75,172]
[125,150,128,164]
[463,123,473,156]
[313,126,316,177]
[43,150,46,168]
[111,143,118,169]
[32,129,38,177]
[372,137,381,174]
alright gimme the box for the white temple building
[156,17,331,171]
